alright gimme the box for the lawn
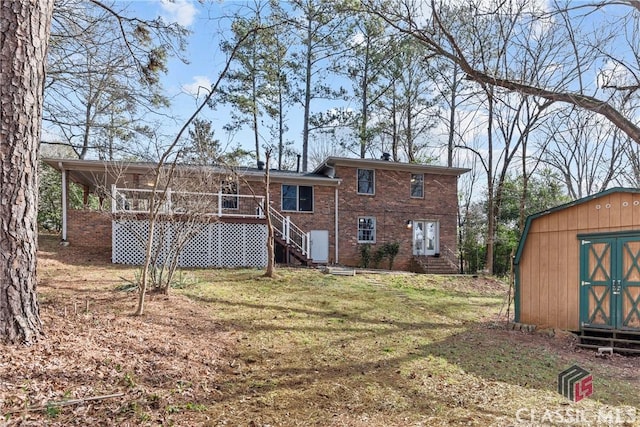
[0,235,638,426]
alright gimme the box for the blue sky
[130,0,314,161]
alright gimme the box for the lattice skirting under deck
[112,220,268,268]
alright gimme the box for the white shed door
[310,230,329,263]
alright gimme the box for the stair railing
[268,206,310,257]
[439,243,460,272]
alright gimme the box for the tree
[45,0,187,160]
[263,150,276,278]
[261,2,297,170]
[366,0,640,147]
[339,13,392,158]
[1,0,55,343]
[541,107,625,199]
[376,36,440,162]
[219,2,272,166]
[290,0,350,171]
[134,26,261,316]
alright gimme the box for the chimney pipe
[296,154,301,173]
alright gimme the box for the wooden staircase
[269,207,312,266]
[410,255,458,274]
[274,235,312,266]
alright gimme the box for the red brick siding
[333,165,459,270]
[67,209,112,248]
[66,166,460,270]
[268,183,337,262]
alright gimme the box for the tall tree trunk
[485,88,495,275]
[446,63,459,168]
[263,151,276,278]
[301,17,312,172]
[0,0,54,344]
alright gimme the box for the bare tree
[263,150,276,278]
[45,0,188,160]
[365,0,640,146]
[134,26,262,315]
[541,107,625,198]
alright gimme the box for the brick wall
[68,166,460,270]
[67,209,112,248]
[266,183,337,263]
[333,165,459,270]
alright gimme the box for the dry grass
[0,235,638,426]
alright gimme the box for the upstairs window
[410,173,424,198]
[282,185,313,212]
[357,169,375,195]
[358,217,376,243]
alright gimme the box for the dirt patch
[1,235,235,425]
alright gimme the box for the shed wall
[519,192,640,330]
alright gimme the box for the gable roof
[513,187,640,265]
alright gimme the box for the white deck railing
[111,185,309,258]
[269,206,310,257]
[111,185,265,219]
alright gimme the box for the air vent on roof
[381,152,391,161]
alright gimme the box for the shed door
[580,237,640,330]
[619,238,640,329]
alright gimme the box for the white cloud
[181,75,212,97]
[160,0,197,27]
[597,59,634,90]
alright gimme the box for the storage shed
[514,188,640,352]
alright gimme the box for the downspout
[334,186,339,264]
[60,163,67,242]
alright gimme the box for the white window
[410,173,424,198]
[357,169,375,195]
[358,217,376,243]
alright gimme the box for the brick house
[43,156,468,273]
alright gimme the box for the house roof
[313,156,470,177]
[42,158,341,193]
[43,156,470,193]
[513,187,640,266]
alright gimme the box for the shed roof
[513,187,640,265]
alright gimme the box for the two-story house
[43,156,468,273]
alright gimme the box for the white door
[310,230,329,263]
[412,221,439,256]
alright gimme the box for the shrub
[359,244,372,268]
[372,247,386,268]
[382,242,400,269]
